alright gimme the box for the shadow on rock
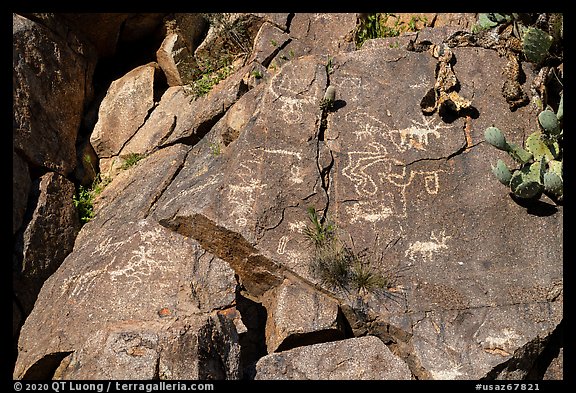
[510,194,559,217]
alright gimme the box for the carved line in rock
[227,148,304,228]
[267,63,321,125]
[60,224,176,302]
[343,144,447,222]
[404,230,452,264]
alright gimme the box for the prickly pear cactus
[484,127,508,151]
[522,27,553,64]
[491,159,513,186]
[485,102,563,202]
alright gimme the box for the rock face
[262,279,346,352]
[14,146,241,380]
[13,172,80,315]
[13,13,96,175]
[14,13,563,381]
[12,13,99,369]
[254,336,412,380]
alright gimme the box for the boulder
[265,13,357,71]
[151,55,329,296]
[13,13,96,175]
[247,21,291,67]
[155,14,208,86]
[13,172,80,315]
[152,31,562,379]
[254,335,412,380]
[262,278,345,353]
[14,146,242,380]
[322,35,562,379]
[194,13,264,72]
[90,62,158,161]
[13,150,31,235]
[120,61,252,157]
[156,32,195,86]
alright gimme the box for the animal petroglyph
[393,115,450,151]
[263,148,303,160]
[288,221,307,233]
[346,200,394,223]
[405,230,452,263]
[345,110,450,153]
[61,227,176,302]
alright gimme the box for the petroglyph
[288,221,307,233]
[345,110,450,153]
[263,148,303,160]
[61,228,176,301]
[342,142,398,196]
[393,115,450,152]
[481,328,522,354]
[346,200,394,224]
[277,235,289,255]
[160,174,221,209]
[268,66,321,124]
[409,76,430,89]
[343,141,449,221]
[228,157,267,228]
[405,230,452,263]
[334,77,362,102]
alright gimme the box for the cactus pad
[538,110,561,136]
[484,127,508,151]
[522,27,553,64]
[506,142,533,164]
[525,132,556,162]
[491,159,513,186]
[543,171,563,196]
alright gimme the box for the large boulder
[262,278,346,353]
[254,335,412,380]
[13,172,80,315]
[151,32,562,379]
[14,145,242,380]
[89,62,159,175]
[13,13,96,175]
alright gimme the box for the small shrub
[209,141,222,156]
[185,62,234,98]
[120,152,145,170]
[73,185,95,224]
[302,207,336,250]
[73,175,110,224]
[303,206,398,298]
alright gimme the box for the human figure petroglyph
[268,64,322,124]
